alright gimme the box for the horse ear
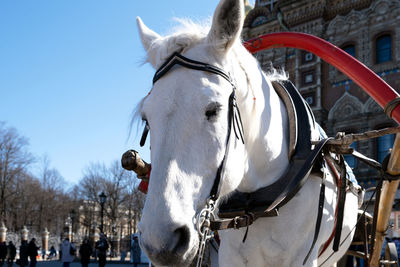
[136,17,161,52]
[208,0,244,52]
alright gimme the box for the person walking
[6,241,16,267]
[27,238,39,267]
[18,241,28,267]
[95,234,108,267]
[131,236,141,267]
[79,238,92,267]
[60,238,75,267]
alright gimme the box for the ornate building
[243,0,400,189]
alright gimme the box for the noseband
[142,51,244,266]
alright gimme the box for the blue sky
[0,1,255,186]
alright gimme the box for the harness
[142,52,358,266]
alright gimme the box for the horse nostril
[170,225,191,253]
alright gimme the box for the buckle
[233,216,240,230]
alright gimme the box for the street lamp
[99,192,107,233]
[70,209,76,241]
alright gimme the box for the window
[302,92,315,106]
[305,74,313,83]
[342,44,356,58]
[301,70,315,86]
[301,52,314,64]
[251,16,268,27]
[376,34,392,64]
[305,96,313,105]
[377,134,395,163]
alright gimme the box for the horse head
[135,0,253,265]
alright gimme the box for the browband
[153,52,233,85]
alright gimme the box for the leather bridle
[140,51,245,266]
[140,51,244,202]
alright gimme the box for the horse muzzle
[138,223,199,266]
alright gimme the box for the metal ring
[233,216,240,230]
[384,97,400,118]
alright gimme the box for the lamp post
[99,192,107,234]
[70,209,76,242]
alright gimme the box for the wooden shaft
[369,133,400,266]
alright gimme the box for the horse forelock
[144,18,212,69]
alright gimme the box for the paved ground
[33,261,149,267]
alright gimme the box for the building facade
[243,0,400,190]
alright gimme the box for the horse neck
[233,48,290,192]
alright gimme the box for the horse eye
[205,103,221,121]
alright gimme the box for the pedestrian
[79,238,92,267]
[41,248,45,260]
[6,241,16,267]
[131,236,141,267]
[27,238,39,267]
[119,249,126,262]
[48,246,56,260]
[95,234,108,267]
[60,238,75,267]
[0,241,7,267]
[18,240,28,267]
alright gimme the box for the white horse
[135,0,360,266]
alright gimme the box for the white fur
[136,0,359,266]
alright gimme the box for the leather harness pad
[218,80,322,219]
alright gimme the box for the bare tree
[0,122,34,224]
[76,161,143,237]
[103,160,135,237]
[75,162,107,235]
[0,122,146,238]
[123,177,144,235]
[36,155,67,232]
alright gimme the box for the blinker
[140,121,149,147]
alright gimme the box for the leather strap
[273,80,298,159]
[218,138,330,220]
[384,97,400,118]
[210,215,255,231]
[153,52,233,85]
[209,92,236,200]
[333,157,347,251]
[218,79,324,219]
[303,161,326,264]
[140,121,149,147]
